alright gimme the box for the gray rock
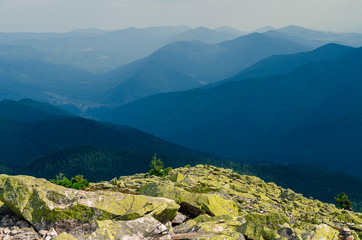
[172,212,187,224]
[85,217,171,240]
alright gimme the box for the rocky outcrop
[110,165,362,240]
[0,174,179,238]
[0,165,361,240]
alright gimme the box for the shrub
[50,173,89,190]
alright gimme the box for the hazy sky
[0,0,361,33]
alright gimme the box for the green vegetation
[148,154,172,177]
[335,192,353,211]
[26,146,197,182]
[50,173,89,190]
[1,146,361,212]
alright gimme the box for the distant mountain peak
[255,25,276,32]
[278,25,321,33]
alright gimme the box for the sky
[0,0,362,33]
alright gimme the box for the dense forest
[0,145,360,212]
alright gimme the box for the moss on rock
[85,217,171,240]
[169,173,184,182]
[301,224,339,240]
[112,165,362,239]
[54,233,79,240]
[1,165,361,239]
[139,182,238,217]
[0,174,179,231]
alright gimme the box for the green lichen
[169,173,184,182]
[54,233,79,240]
[301,224,338,240]
[0,174,179,230]
[244,212,290,230]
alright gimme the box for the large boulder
[85,217,171,240]
[0,175,179,234]
[173,214,245,239]
[139,182,238,217]
[238,221,279,240]
[301,224,339,240]
[244,212,290,230]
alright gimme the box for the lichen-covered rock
[139,182,238,217]
[0,174,179,233]
[197,194,239,217]
[173,214,245,240]
[244,212,290,230]
[238,221,279,240]
[301,224,339,240]
[111,165,362,239]
[54,232,79,240]
[85,217,171,240]
[276,226,301,240]
[1,165,361,240]
[169,173,184,182]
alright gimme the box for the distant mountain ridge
[0,99,73,122]
[266,25,362,48]
[0,26,242,73]
[1,25,362,110]
[99,45,362,178]
[99,32,309,104]
[216,43,354,85]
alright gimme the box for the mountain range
[0,26,242,73]
[0,30,309,107]
[2,25,362,110]
[265,25,362,48]
[99,44,362,178]
[98,32,309,105]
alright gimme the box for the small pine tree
[335,192,352,211]
[148,154,171,177]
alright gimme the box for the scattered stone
[47,227,58,238]
[172,212,187,225]
[277,226,298,240]
[339,227,354,240]
[16,220,30,229]
[39,230,48,237]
